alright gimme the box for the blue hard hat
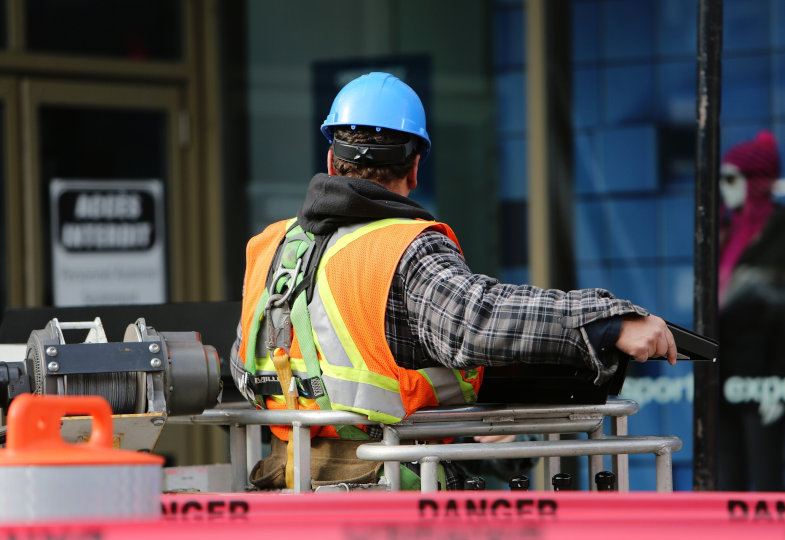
[321,72,431,161]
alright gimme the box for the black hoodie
[296,173,434,235]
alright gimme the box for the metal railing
[169,398,681,493]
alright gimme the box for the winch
[0,317,223,450]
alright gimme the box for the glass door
[21,79,186,306]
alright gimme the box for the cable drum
[25,323,141,414]
[64,372,138,414]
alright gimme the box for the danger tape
[3,491,785,540]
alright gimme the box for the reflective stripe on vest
[419,367,472,405]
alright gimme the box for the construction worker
[229,72,677,490]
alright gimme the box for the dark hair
[331,126,419,184]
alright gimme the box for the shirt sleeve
[584,316,623,354]
[397,230,647,382]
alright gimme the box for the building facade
[0,0,779,490]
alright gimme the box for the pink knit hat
[719,130,780,306]
[722,130,780,195]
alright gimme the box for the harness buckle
[269,257,302,308]
[265,296,292,351]
[264,256,302,351]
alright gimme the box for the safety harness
[243,220,369,440]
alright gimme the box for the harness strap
[247,221,369,440]
[248,373,325,399]
[291,291,369,440]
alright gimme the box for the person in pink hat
[718,130,780,306]
[718,130,785,491]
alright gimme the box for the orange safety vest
[240,218,483,440]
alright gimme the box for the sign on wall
[49,179,167,306]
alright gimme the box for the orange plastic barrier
[0,395,163,522]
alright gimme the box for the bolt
[47,361,60,372]
[151,417,165,426]
[150,358,162,368]
[45,346,58,357]
[148,343,160,354]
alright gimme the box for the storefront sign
[50,179,166,306]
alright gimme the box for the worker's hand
[615,314,677,365]
[473,435,516,443]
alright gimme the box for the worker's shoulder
[403,227,462,259]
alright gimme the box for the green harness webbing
[289,289,369,440]
[248,222,368,440]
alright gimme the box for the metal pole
[526,0,551,289]
[229,423,248,492]
[693,0,722,491]
[588,425,604,491]
[656,449,675,493]
[525,0,574,292]
[611,415,630,492]
[419,457,440,493]
[382,426,402,491]
[292,421,311,493]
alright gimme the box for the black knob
[552,472,573,491]
[595,471,616,491]
[509,475,530,491]
[464,476,486,490]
